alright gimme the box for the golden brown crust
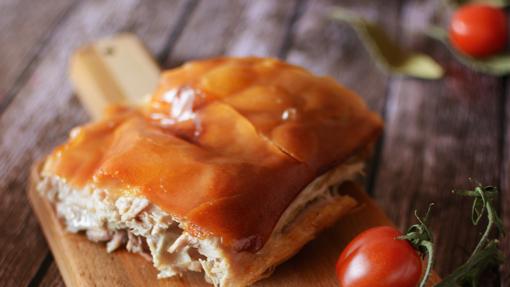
[41,57,382,251]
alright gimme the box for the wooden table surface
[0,0,508,286]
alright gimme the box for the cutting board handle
[69,33,160,119]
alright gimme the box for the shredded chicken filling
[37,160,363,285]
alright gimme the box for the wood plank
[39,260,65,287]
[285,0,401,112]
[0,0,190,285]
[166,0,299,66]
[372,0,503,284]
[0,0,76,106]
[501,80,510,287]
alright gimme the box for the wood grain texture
[39,261,65,287]
[166,0,299,66]
[501,80,510,287]
[0,0,76,106]
[0,1,189,285]
[285,0,401,112]
[372,0,504,284]
[0,0,504,285]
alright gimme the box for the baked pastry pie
[37,57,383,286]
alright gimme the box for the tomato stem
[456,186,503,260]
[435,240,503,287]
[399,204,435,287]
[400,185,504,287]
[419,241,434,287]
[434,185,504,286]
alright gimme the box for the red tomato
[336,226,422,287]
[449,4,508,58]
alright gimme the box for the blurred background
[0,0,508,286]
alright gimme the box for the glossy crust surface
[43,57,382,251]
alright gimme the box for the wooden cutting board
[28,34,440,287]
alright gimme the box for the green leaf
[446,0,510,7]
[427,26,510,76]
[476,0,509,6]
[330,8,444,80]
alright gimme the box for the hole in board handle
[104,46,114,56]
